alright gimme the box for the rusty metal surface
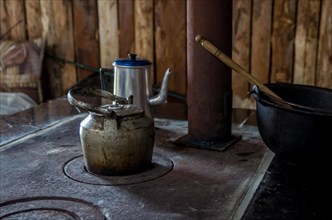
[186,0,233,143]
[0,197,105,219]
[0,97,80,146]
[0,110,269,219]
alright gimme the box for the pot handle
[249,85,279,107]
[249,85,260,100]
[99,67,114,91]
[67,87,128,115]
[249,85,285,107]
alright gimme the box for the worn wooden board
[25,0,43,39]
[135,0,154,85]
[119,0,135,58]
[73,0,100,80]
[155,0,186,95]
[251,0,273,84]
[270,0,296,83]
[97,0,118,69]
[40,0,76,98]
[0,0,26,40]
[316,0,332,88]
[232,0,254,109]
[294,0,320,85]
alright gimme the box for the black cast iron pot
[250,82,332,167]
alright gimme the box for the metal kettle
[111,54,172,118]
[67,87,155,176]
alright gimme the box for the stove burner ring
[63,152,173,185]
[0,196,105,220]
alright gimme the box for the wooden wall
[0,0,331,109]
[233,0,331,108]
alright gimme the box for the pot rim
[251,83,332,117]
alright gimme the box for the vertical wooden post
[98,0,119,69]
[0,0,26,40]
[316,0,331,88]
[271,0,297,83]
[40,0,76,98]
[135,0,154,86]
[73,0,99,81]
[294,0,320,85]
[251,0,273,84]
[25,0,43,39]
[119,0,135,58]
[155,0,187,95]
[176,0,237,150]
[232,0,253,109]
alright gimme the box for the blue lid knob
[113,53,151,67]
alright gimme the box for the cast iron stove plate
[0,197,105,220]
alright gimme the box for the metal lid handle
[67,87,128,115]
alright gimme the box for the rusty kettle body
[67,88,155,176]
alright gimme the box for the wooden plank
[135,0,154,85]
[40,0,76,98]
[25,0,43,39]
[97,0,118,68]
[293,0,320,85]
[0,0,5,36]
[250,0,273,84]
[73,0,100,81]
[0,0,26,40]
[119,0,135,58]
[316,0,332,88]
[270,0,296,83]
[155,0,186,95]
[232,0,254,109]
[25,0,45,102]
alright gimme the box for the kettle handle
[99,67,114,91]
[67,87,128,115]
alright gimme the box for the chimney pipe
[176,0,239,150]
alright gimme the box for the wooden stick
[195,34,282,100]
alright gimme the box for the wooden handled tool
[195,34,283,100]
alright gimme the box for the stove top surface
[0,112,270,219]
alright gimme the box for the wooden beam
[98,0,119,69]
[251,0,273,84]
[316,0,332,88]
[0,0,26,40]
[119,0,135,58]
[155,0,186,95]
[40,0,76,98]
[73,0,100,80]
[294,0,320,85]
[232,0,253,109]
[135,0,154,85]
[270,0,296,83]
[25,0,42,39]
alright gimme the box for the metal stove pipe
[176,0,237,150]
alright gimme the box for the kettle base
[84,161,153,176]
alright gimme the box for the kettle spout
[149,68,172,106]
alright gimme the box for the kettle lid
[110,104,144,117]
[113,53,151,67]
[67,87,144,117]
